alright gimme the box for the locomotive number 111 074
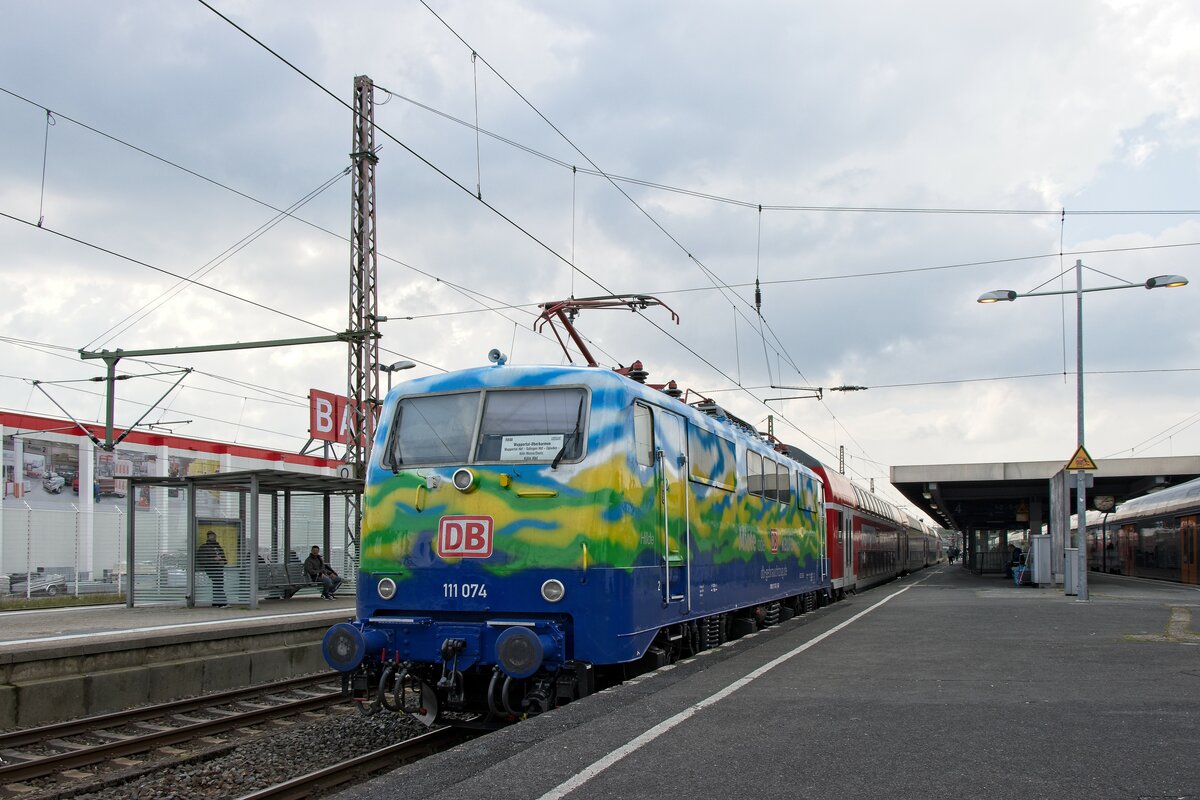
[443,582,488,599]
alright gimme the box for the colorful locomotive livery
[322,352,943,724]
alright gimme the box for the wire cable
[37,109,55,227]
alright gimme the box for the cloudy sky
[2,0,1198,513]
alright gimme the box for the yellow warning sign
[1065,445,1097,471]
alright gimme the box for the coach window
[687,425,735,491]
[747,451,764,498]
[388,392,480,466]
[776,462,792,504]
[633,402,654,467]
[475,388,587,463]
[761,458,779,502]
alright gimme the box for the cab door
[653,408,690,609]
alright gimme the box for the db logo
[769,529,781,554]
[437,516,494,558]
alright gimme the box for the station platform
[332,567,1200,800]
[0,595,354,728]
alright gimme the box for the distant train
[323,342,941,724]
[1080,477,1200,584]
[783,446,943,596]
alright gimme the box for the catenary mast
[346,74,381,574]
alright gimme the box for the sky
[2,0,1199,517]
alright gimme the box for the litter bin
[1064,547,1077,596]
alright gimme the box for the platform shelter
[126,469,362,609]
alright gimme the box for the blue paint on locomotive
[325,363,829,693]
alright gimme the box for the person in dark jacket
[196,530,228,606]
[304,545,343,599]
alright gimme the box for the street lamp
[978,259,1187,601]
[377,359,416,392]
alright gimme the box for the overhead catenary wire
[85,165,352,352]
[7,12,1190,496]
[374,83,1200,218]
[362,65,1200,489]
[413,2,886,479]
[0,84,577,363]
[182,2,1024,495]
[0,97,621,373]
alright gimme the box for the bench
[257,561,322,599]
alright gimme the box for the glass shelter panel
[128,479,352,608]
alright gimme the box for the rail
[0,675,344,792]
[234,726,483,800]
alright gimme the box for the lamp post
[377,359,416,392]
[978,259,1187,601]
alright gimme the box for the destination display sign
[500,434,565,462]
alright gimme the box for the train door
[653,407,690,608]
[1182,516,1198,585]
[842,510,854,589]
[829,509,844,588]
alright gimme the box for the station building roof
[891,455,1200,531]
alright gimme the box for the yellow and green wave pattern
[361,366,823,579]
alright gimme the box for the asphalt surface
[332,565,1200,800]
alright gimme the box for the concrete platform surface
[0,595,355,727]
[0,595,355,661]
[332,567,1200,800]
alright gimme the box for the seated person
[303,545,343,599]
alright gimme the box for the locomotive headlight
[540,578,565,603]
[377,577,397,600]
[452,468,475,492]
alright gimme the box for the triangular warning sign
[1065,445,1097,471]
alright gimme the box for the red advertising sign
[309,389,343,443]
[309,390,376,446]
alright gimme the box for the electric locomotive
[322,351,829,724]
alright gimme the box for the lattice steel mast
[346,74,382,572]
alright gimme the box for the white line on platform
[536,580,920,800]
[0,609,349,648]
[0,603,126,617]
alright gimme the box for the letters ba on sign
[500,434,565,461]
[309,389,360,444]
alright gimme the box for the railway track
[0,674,345,799]
[235,726,483,800]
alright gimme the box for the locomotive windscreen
[384,387,587,467]
[475,388,586,463]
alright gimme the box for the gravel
[73,706,429,800]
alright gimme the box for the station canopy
[891,455,1200,531]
